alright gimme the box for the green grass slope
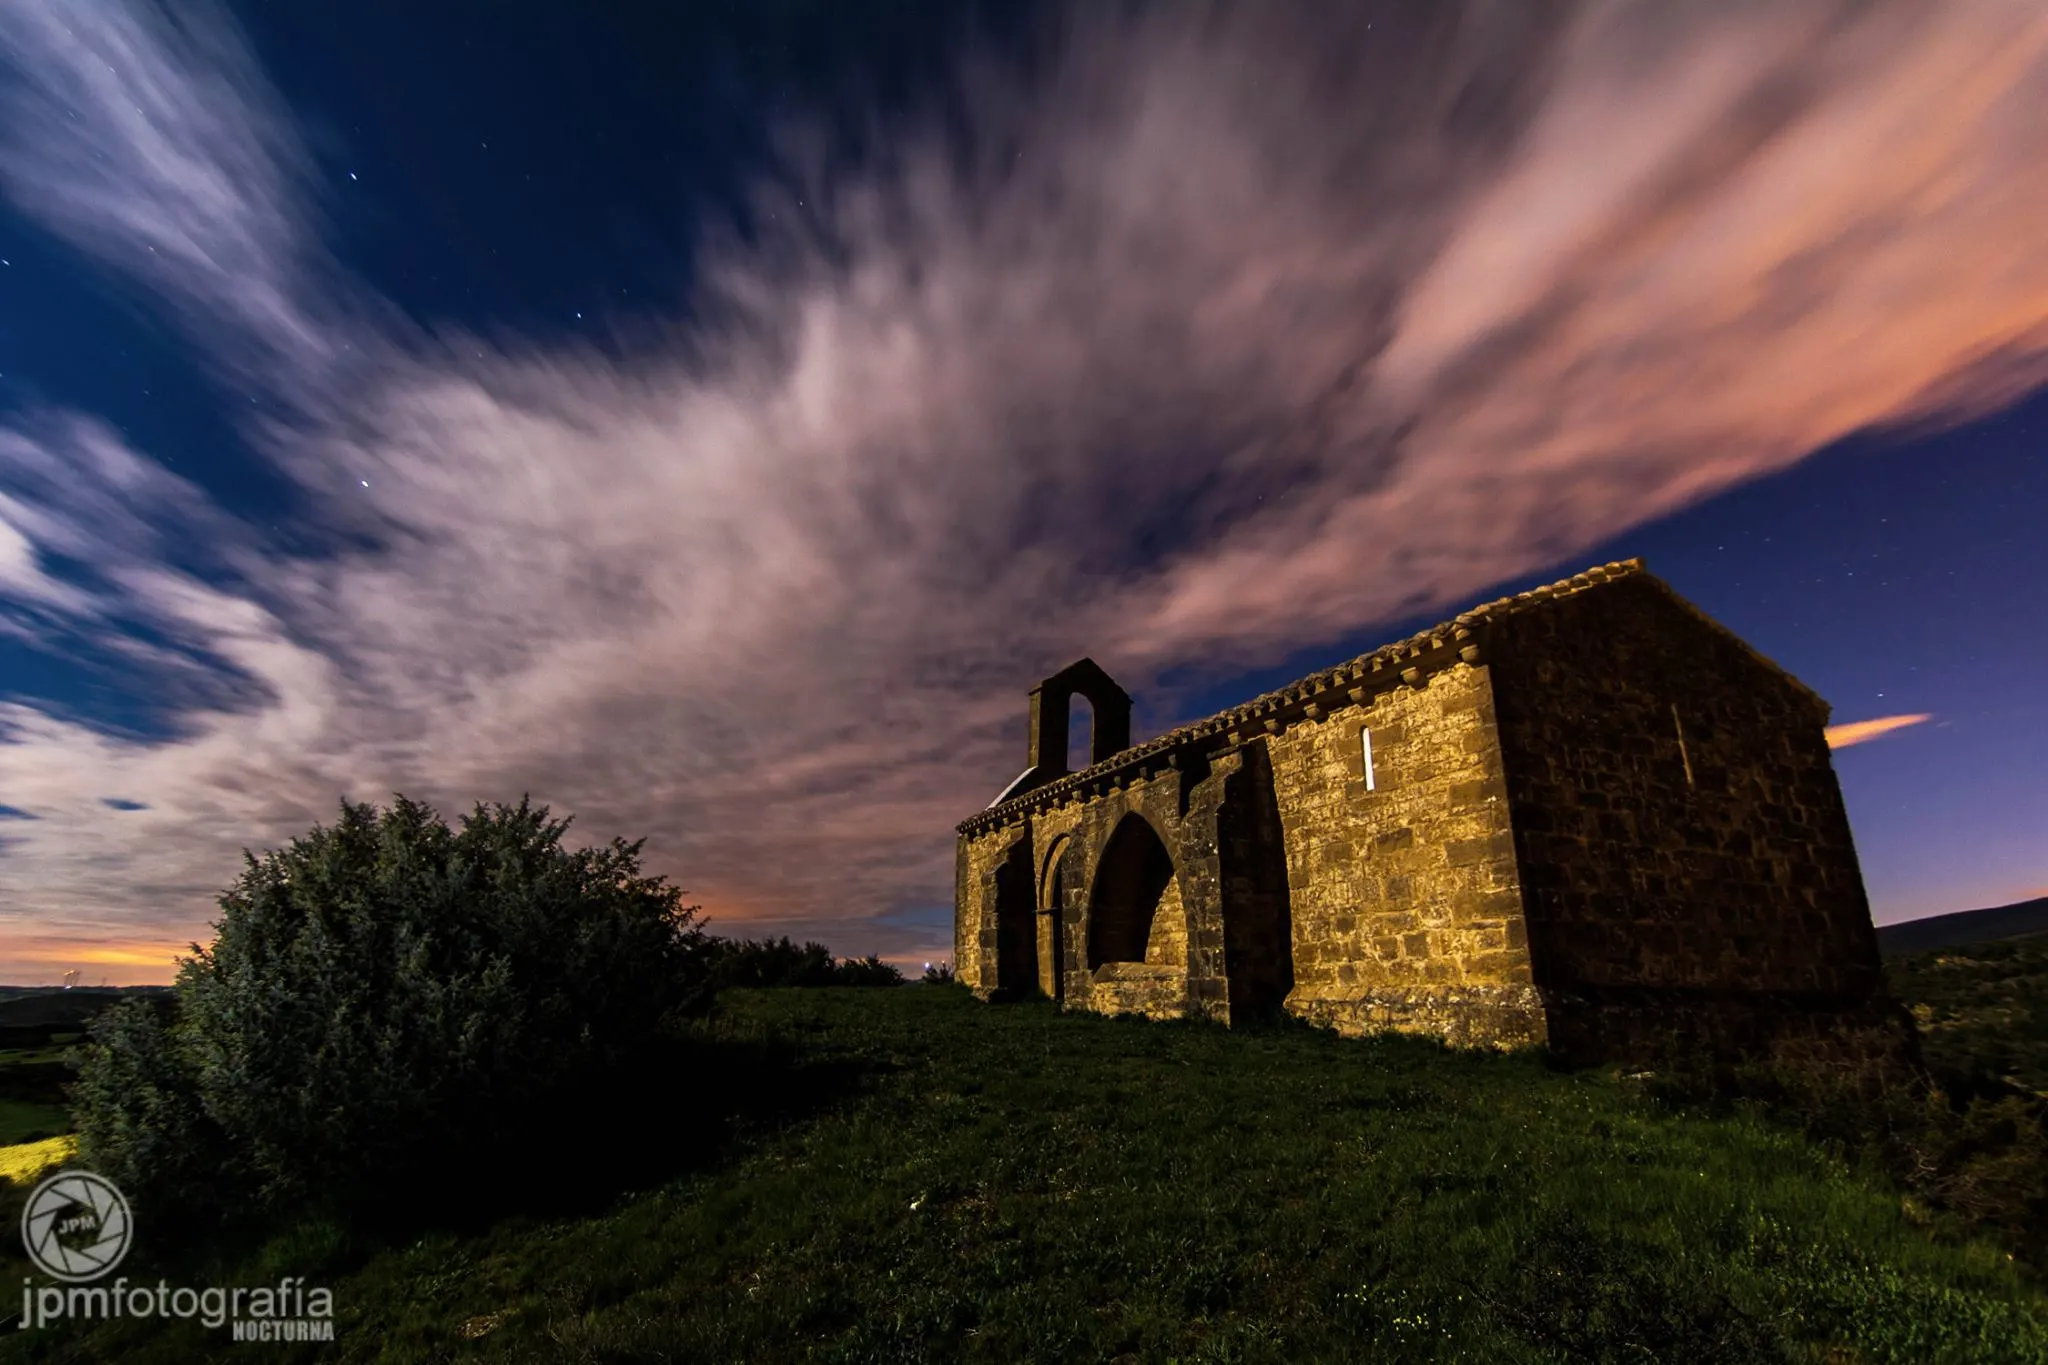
[0,1043,74,1147]
[10,987,2048,1364]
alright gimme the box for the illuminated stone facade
[953,559,1899,1062]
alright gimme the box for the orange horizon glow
[1825,713,1934,749]
[2,938,190,986]
[3,927,955,989]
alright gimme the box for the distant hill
[0,987,172,1050]
[1877,897,2048,956]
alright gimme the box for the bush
[68,994,222,1231]
[921,961,957,986]
[72,795,703,1244]
[834,954,908,988]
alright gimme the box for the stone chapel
[952,559,1901,1062]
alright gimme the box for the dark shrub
[72,795,702,1242]
[921,961,957,986]
[696,935,904,991]
[834,954,908,987]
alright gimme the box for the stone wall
[957,660,1550,1045]
[1487,575,1892,1062]
[1268,661,1547,1048]
[955,825,1023,994]
[1142,873,1189,971]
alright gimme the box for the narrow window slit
[1361,726,1376,791]
[1672,704,1695,787]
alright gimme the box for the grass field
[0,1100,68,1147]
[0,1136,73,1186]
[7,987,2046,1364]
[0,1044,74,1150]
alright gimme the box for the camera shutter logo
[20,1171,134,1282]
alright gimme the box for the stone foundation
[1087,963,1187,1020]
[1286,983,1550,1050]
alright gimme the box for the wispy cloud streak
[0,0,334,379]
[1826,713,1934,750]
[1,0,2045,976]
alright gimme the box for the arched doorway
[1088,814,1177,968]
[993,840,1037,997]
[1039,837,1071,1002]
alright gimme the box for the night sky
[1,0,2043,983]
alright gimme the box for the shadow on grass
[23,1011,892,1304]
[359,1024,886,1244]
[0,1003,891,1355]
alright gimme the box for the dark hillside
[12,988,2045,1363]
[1880,899,2048,956]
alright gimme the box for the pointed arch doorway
[992,840,1037,998]
[1039,836,1072,1003]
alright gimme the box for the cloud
[0,0,2046,977]
[0,0,340,385]
[1825,713,1935,749]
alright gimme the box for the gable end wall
[1487,576,1897,1061]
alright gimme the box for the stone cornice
[957,559,1652,838]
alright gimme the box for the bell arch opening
[1087,814,1177,969]
[1029,659,1132,776]
[1066,695,1095,774]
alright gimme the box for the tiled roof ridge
[957,558,1648,835]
